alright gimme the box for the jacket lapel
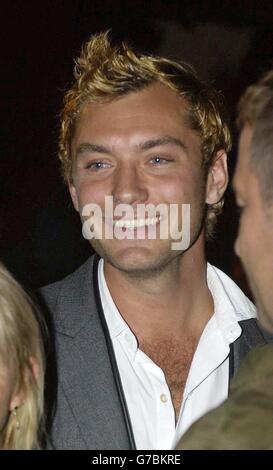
[54,256,131,449]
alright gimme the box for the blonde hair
[0,263,45,449]
[59,31,232,237]
[237,70,273,202]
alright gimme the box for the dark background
[1,0,273,292]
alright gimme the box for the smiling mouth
[112,216,161,229]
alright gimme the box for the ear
[206,150,229,204]
[9,357,40,412]
[9,388,25,412]
[68,182,79,212]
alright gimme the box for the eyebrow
[137,136,188,152]
[75,142,111,159]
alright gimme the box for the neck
[103,236,214,339]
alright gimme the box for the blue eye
[151,156,168,165]
[86,161,110,170]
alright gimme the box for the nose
[112,163,148,206]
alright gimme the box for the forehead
[73,82,195,142]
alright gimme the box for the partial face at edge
[233,125,273,332]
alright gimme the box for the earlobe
[69,183,79,212]
[206,150,229,205]
[9,389,25,412]
[9,357,40,412]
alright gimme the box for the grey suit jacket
[40,255,272,450]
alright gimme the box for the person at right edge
[177,70,273,450]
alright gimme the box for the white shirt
[98,259,256,450]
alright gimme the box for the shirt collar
[98,259,256,351]
[98,259,138,355]
[207,263,256,344]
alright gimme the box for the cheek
[159,182,186,202]
[157,170,203,203]
[76,180,108,208]
[235,211,256,261]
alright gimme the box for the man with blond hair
[177,71,273,450]
[41,33,270,450]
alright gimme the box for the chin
[107,248,163,274]
[95,241,178,277]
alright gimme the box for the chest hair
[139,335,197,422]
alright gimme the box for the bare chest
[139,336,196,421]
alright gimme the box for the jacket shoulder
[239,317,273,347]
[38,255,96,325]
[231,318,273,378]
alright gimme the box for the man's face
[234,124,273,332]
[69,83,224,275]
